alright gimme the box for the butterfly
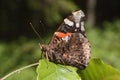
[40,10,91,69]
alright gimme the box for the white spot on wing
[76,23,79,28]
[75,29,77,31]
[81,21,85,31]
[72,10,85,31]
[62,36,70,42]
[64,18,74,27]
[72,10,85,23]
[79,33,84,38]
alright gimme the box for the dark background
[0,0,120,40]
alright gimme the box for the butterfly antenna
[30,22,44,59]
[29,22,42,41]
[40,21,45,28]
[29,22,44,49]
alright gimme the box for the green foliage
[6,68,37,80]
[37,59,120,80]
[79,59,120,80]
[37,59,80,80]
[86,20,120,70]
[0,38,40,78]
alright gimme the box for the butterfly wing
[42,10,90,69]
[63,33,90,69]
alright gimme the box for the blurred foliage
[79,58,120,80]
[0,0,77,40]
[86,20,120,70]
[6,68,37,80]
[0,0,120,40]
[27,0,77,26]
[0,38,40,78]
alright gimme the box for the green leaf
[36,59,81,80]
[78,58,120,80]
[37,58,120,80]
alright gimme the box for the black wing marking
[56,10,86,33]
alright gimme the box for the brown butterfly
[40,10,91,69]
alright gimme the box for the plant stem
[0,62,39,80]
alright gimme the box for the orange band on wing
[55,32,72,38]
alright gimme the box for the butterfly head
[40,44,49,53]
